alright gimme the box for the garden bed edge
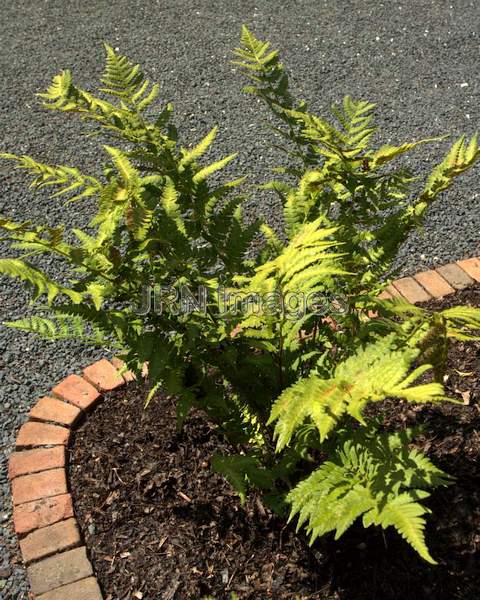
[8,256,480,599]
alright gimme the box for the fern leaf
[441,305,480,340]
[192,153,237,184]
[0,258,82,304]
[269,334,447,449]
[180,126,218,168]
[36,70,75,109]
[100,45,159,110]
[421,134,480,203]
[3,314,108,345]
[287,430,450,562]
[104,145,138,183]
[368,491,436,564]
[370,136,445,169]
[0,154,101,201]
[38,70,114,116]
[160,177,186,234]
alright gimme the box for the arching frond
[268,334,448,450]
[100,44,160,110]
[0,153,101,201]
[287,429,452,563]
[0,259,82,304]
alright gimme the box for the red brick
[13,494,73,536]
[29,396,81,427]
[26,546,93,596]
[436,263,474,290]
[12,469,67,505]
[457,256,480,282]
[20,518,80,564]
[111,356,136,382]
[414,270,455,298]
[378,290,393,300]
[52,374,100,410]
[392,277,431,304]
[16,422,69,449]
[37,577,103,600]
[385,284,403,298]
[83,358,124,391]
[9,447,65,480]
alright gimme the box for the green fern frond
[104,145,139,184]
[3,314,108,345]
[192,153,237,184]
[234,26,280,76]
[126,197,154,241]
[330,96,377,154]
[369,136,446,169]
[0,216,32,234]
[180,126,218,168]
[440,305,480,340]
[366,491,434,563]
[53,303,131,343]
[269,334,448,449]
[244,218,344,295]
[0,154,101,201]
[100,44,159,110]
[37,67,161,146]
[234,25,293,106]
[420,134,480,204]
[0,258,82,304]
[160,177,186,234]
[287,429,452,563]
[37,69,114,116]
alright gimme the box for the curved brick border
[8,256,480,598]
[8,357,134,599]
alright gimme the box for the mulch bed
[69,285,480,600]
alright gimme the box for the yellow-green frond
[0,258,82,304]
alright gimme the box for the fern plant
[2,31,480,564]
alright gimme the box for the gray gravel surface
[1,1,480,597]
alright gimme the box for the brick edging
[381,256,480,303]
[9,357,136,599]
[8,256,480,598]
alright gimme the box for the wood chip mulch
[69,285,480,600]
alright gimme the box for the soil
[69,285,480,600]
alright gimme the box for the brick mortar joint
[9,255,480,599]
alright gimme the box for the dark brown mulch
[69,285,480,600]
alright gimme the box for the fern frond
[440,305,480,340]
[192,153,237,184]
[104,145,139,184]
[53,303,132,343]
[38,69,114,115]
[287,429,451,562]
[160,177,186,234]
[0,259,82,304]
[126,197,154,241]
[100,44,159,110]
[269,334,447,449]
[330,96,377,154]
[180,126,218,168]
[420,134,480,204]
[37,68,161,146]
[3,314,109,345]
[244,218,344,295]
[366,491,434,563]
[369,136,445,169]
[0,154,101,201]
